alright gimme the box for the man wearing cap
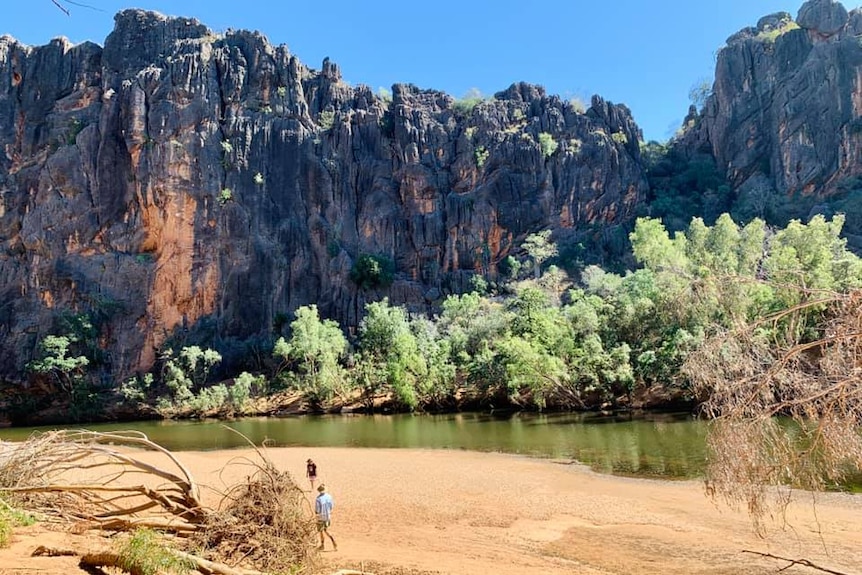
[315,484,337,551]
[306,458,318,491]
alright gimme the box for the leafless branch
[742,550,851,575]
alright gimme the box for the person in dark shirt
[306,458,318,491]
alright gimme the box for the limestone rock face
[0,10,647,383]
[797,0,849,36]
[680,0,862,207]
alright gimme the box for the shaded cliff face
[0,10,647,383]
[684,0,862,209]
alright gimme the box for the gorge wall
[680,0,862,236]
[5,0,862,389]
[0,10,646,383]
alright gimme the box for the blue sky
[4,0,815,141]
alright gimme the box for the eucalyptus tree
[523,230,558,279]
[355,299,426,410]
[272,304,349,406]
[27,335,89,396]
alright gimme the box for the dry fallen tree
[0,429,318,574]
[684,288,862,533]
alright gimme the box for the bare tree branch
[742,550,851,575]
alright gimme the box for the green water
[0,411,708,479]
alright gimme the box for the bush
[569,97,586,114]
[228,371,264,411]
[538,132,558,157]
[0,505,36,548]
[474,146,489,167]
[756,19,799,43]
[117,528,193,575]
[350,253,395,289]
[218,188,233,205]
[452,88,486,116]
[318,110,335,130]
[611,131,628,145]
[452,97,482,116]
[0,515,11,548]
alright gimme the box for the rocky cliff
[0,10,646,383]
[680,0,862,230]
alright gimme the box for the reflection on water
[0,411,708,479]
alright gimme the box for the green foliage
[160,346,222,407]
[538,132,558,157]
[474,146,489,167]
[318,110,335,130]
[350,253,395,290]
[218,188,233,205]
[452,89,484,116]
[610,131,628,145]
[688,79,713,110]
[273,305,348,406]
[0,502,36,548]
[764,214,862,312]
[253,172,264,185]
[523,230,559,279]
[469,274,488,295]
[377,87,392,102]
[500,255,522,280]
[411,317,457,407]
[756,19,800,43]
[356,299,426,410]
[277,86,287,97]
[642,143,731,233]
[227,371,262,411]
[26,335,89,396]
[569,97,586,114]
[120,373,154,404]
[66,118,85,145]
[116,528,193,575]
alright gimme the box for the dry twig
[742,550,851,575]
[685,288,862,531]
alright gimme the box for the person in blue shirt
[315,484,337,551]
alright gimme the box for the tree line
[22,212,862,421]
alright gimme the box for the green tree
[356,299,426,409]
[27,335,89,395]
[629,217,687,273]
[523,230,558,279]
[273,305,348,406]
[160,346,222,405]
[350,254,395,290]
[688,79,712,110]
[411,317,457,408]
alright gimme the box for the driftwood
[1,430,206,531]
[32,545,268,575]
[3,429,318,574]
[742,550,852,575]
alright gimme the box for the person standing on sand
[306,458,318,491]
[315,484,337,551]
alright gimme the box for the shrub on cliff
[350,253,395,289]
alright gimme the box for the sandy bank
[1,446,860,574]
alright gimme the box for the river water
[0,411,707,479]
